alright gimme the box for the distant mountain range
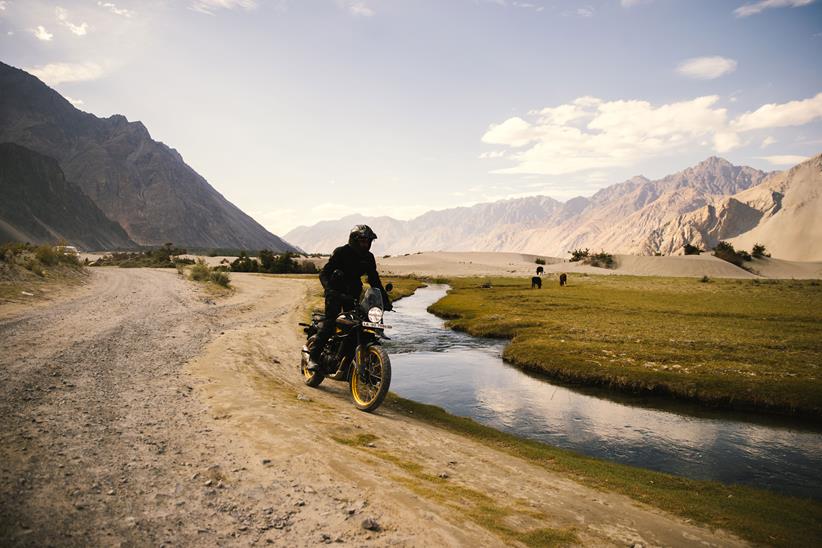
[286,155,822,261]
[0,61,296,252]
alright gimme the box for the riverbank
[384,395,821,547]
[428,275,822,419]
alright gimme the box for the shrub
[535,258,546,265]
[189,259,210,281]
[230,251,259,272]
[700,275,710,283]
[209,270,231,287]
[713,241,751,267]
[588,251,615,269]
[34,245,59,266]
[683,243,701,255]
[568,249,589,262]
[752,243,770,258]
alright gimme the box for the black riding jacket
[320,244,385,301]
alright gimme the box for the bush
[209,270,231,287]
[752,243,770,258]
[683,243,701,255]
[230,251,259,272]
[588,251,615,269]
[700,275,710,283]
[189,259,210,281]
[34,245,59,266]
[568,249,589,262]
[232,250,316,274]
[713,241,751,267]
[535,258,546,265]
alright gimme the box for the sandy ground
[0,267,750,547]
[376,251,822,279]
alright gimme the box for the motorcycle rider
[307,225,392,372]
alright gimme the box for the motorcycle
[299,283,394,412]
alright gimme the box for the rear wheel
[350,345,391,412]
[301,336,324,387]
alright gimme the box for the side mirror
[385,282,393,293]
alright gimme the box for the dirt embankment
[1,268,745,546]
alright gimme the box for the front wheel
[301,336,324,387]
[350,345,391,412]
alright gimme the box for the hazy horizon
[2,0,821,236]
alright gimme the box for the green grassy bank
[383,394,822,547]
[428,275,822,418]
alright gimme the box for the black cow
[536,265,544,275]
[559,273,567,286]
[531,276,542,289]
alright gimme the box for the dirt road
[1,268,745,546]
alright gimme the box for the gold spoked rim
[351,348,383,406]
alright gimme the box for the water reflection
[385,285,822,500]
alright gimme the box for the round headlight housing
[368,307,383,323]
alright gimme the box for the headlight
[368,307,383,323]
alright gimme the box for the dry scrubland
[429,274,822,418]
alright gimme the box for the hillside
[0,143,136,250]
[286,157,770,256]
[0,62,296,252]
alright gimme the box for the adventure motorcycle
[299,284,393,412]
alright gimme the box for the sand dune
[378,251,821,279]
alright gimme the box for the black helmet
[348,225,378,246]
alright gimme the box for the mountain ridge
[0,61,297,252]
[285,155,822,260]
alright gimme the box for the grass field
[428,274,822,418]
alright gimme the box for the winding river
[384,284,822,500]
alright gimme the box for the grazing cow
[531,276,542,289]
[559,273,567,286]
[536,265,544,275]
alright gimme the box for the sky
[1,0,821,236]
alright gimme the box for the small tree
[683,243,701,255]
[568,248,590,262]
[713,241,751,267]
[535,258,546,265]
[752,243,770,258]
[231,251,259,272]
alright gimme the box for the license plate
[362,321,391,329]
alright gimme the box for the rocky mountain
[0,62,296,252]
[286,157,773,257]
[284,196,564,255]
[656,153,821,261]
[0,143,137,250]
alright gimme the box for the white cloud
[0,1,7,11]
[26,62,104,85]
[97,2,135,18]
[734,0,814,17]
[190,0,257,15]
[761,136,777,147]
[339,1,375,16]
[757,155,809,165]
[482,95,732,175]
[32,25,53,41]
[621,0,652,6]
[733,92,822,131]
[676,56,737,80]
[481,91,822,176]
[56,7,89,36]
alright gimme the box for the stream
[384,284,822,500]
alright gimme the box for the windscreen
[360,287,384,313]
